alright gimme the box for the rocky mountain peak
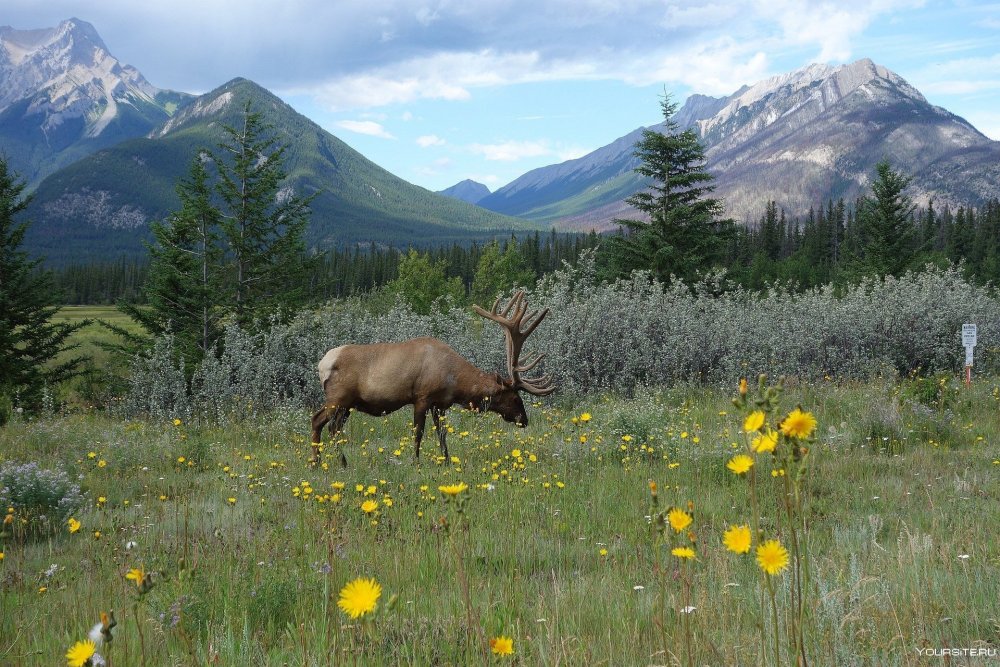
[0,17,160,134]
[696,58,926,139]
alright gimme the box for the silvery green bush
[0,461,84,525]
[120,255,999,420]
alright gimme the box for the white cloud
[911,54,1000,96]
[469,140,552,161]
[640,38,770,95]
[557,145,592,161]
[335,120,395,139]
[962,110,1000,140]
[416,134,446,147]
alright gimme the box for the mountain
[438,179,491,204]
[22,78,538,265]
[0,18,189,187]
[480,59,1000,230]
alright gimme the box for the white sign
[966,346,974,367]
[962,323,977,347]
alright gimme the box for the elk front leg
[413,404,428,459]
[431,406,449,460]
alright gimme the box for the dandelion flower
[125,567,144,583]
[743,411,765,433]
[67,517,81,534]
[667,507,692,533]
[756,539,790,575]
[337,577,381,619]
[579,412,592,423]
[66,640,96,667]
[490,635,515,656]
[752,429,778,454]
[779,408,817,439]
[739,378,748,395]
[438,482,469,496]
[727,454,754,475]
[361,499,379,514]
[671,546,696,560]
[723,525,752,554]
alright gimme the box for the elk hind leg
[310,406,333,465]
[431,406,449,460]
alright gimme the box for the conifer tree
[470,241,536,306]
[214,101,317,326]
[0,158,86,421]
[600,93,733,284]
[855,159,916,276]
[116,155,224,363]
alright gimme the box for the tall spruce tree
[600,94,733,284]
[214,101,317,326]
[0,158,86,421]
[116,155,224,364]
[855,159,917,276]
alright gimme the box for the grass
[2,379,1000,665]
[50,306,141,405]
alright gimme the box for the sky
[5,1,1000,193]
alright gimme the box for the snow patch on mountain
[0,18,162,136]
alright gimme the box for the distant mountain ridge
[438,179,491,204]
[0,18,189,186]
[479,59,1000,230]
[22,78,539,265]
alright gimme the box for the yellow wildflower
[752,429,778,453]
[65,640,96,667]
[756,539,790,575]
[337,577,381,619]
[743,410,765,433]
[438,482,469,496]
[490,635,515,656]
[667,507,692,533]
[722,525,752,554]
[779,408,817,439]
[727,454,754,475]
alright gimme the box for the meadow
[2,376,999,665]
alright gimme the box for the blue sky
[6,1,999,192]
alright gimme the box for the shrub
[118,260,1000,420]
[0,461,84,534]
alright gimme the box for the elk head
[473,290,555,427]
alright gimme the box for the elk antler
[473,290,555,396]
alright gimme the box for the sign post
[962,323,977,386]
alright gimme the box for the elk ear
[494,373,512,387]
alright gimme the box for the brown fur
[310,338,528,465]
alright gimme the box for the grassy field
[1,378,999,665]
[51,306,140,363]
[49,306,141,405]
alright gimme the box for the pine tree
[214,101,317,326]
[0,158,86,421]
[600,94,733,284]
[855,160,917,276]
[116,155,224,364]
[470,241,536,306]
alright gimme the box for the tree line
[2,92,999,420]
[50,232,600,305]
[724,192,1000,290]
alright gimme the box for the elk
[310,291,555,466]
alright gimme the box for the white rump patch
[317,347,344,387]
